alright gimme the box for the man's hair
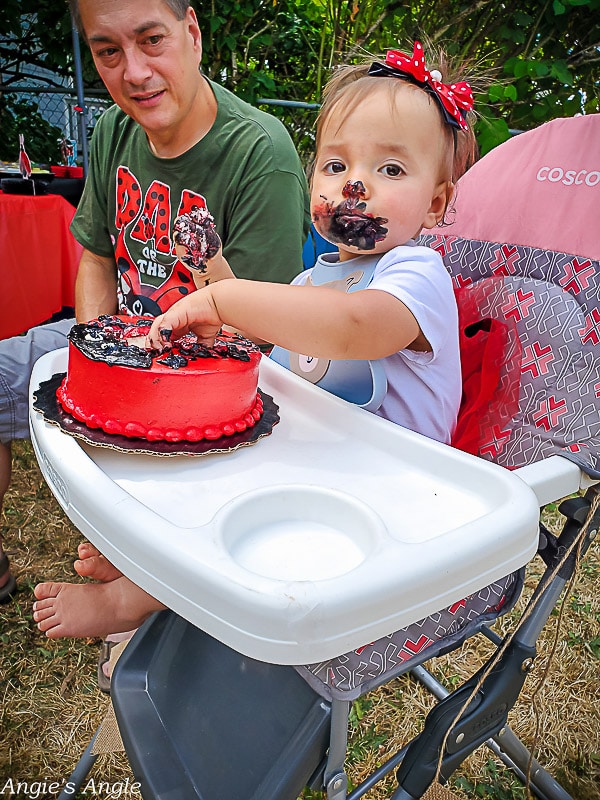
[68,0,191,38]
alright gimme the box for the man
[0,0,310,600]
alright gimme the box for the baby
[34,41,477,639]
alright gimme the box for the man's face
[79,0,204,148]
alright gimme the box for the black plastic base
[111,611,331,800]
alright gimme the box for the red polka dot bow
[367,41,474,131]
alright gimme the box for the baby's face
[311,83,452,260]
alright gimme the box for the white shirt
[283,241,461,444]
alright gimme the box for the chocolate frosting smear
[68,315,258,370]
[69,316,153,368]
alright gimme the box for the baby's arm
[148,279,422,358]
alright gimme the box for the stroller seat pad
[421,234,600,478]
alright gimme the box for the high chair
[29,113,599,800]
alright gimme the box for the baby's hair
[313,41,479,187]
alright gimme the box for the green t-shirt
[71,79,310,317]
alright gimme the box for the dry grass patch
[1,440,598,798]
[0,441,133,785]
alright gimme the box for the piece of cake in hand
[173,206,222,272]
[56,315,263,443]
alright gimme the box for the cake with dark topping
[56,315,263,443]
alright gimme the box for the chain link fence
[0,85,110,153]
[1,16,318,172]
[0,85,318,171]
[1,25,110,169]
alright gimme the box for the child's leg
[32,577,166,639]
[74,544,138,683]
[75,541,123,582]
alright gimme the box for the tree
[199,0,600,155]
[0,0,100,162]
[1,0,598,164]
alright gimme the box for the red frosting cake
[57,316,263,443]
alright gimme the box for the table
[0,192,82,339]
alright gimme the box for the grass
[1,440,599,798]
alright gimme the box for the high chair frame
[55,502,597,800]
[100,479,597,800]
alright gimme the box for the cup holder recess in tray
[218,485,384,582]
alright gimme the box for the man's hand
[173,207,235,289]
[173,207,236,290]
[173,207,221,271]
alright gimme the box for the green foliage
[0,95,63,163]
[0,0,99,163]
[453,759,529,798]
[0,0,75,76]
[1,0,598,164]
[475,113,513,157]
[199,0,325,108]
[195,0,599,159]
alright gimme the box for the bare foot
[33,577,165,639]
[74,544,137,649]
[74,542,123,582]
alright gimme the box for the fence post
[70,18,89,177]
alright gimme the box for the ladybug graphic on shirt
[113,166,209,316]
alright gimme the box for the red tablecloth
[0,192,82,339]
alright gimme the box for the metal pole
[70,19,89,176]
[257,98,320,110]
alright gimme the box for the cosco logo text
[537,167,600,187]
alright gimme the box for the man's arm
[74,249,119,323]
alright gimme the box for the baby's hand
[146,288,223,351]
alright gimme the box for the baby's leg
[75,542,123,582]
[33,577,166,639]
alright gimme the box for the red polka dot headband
[367,41,474,131]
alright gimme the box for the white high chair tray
[30,349,540,665]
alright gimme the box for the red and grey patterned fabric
[296,116,600,702]
[420,233,600,478]
[297,571,521,700]
[296,230,600,700]
[296,234,600,700]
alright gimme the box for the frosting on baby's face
[312,180,389,252]
[311,82,452,260]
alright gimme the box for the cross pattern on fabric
[420,233,600,478]
[296,230,600,700]
[297,571,520,700]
